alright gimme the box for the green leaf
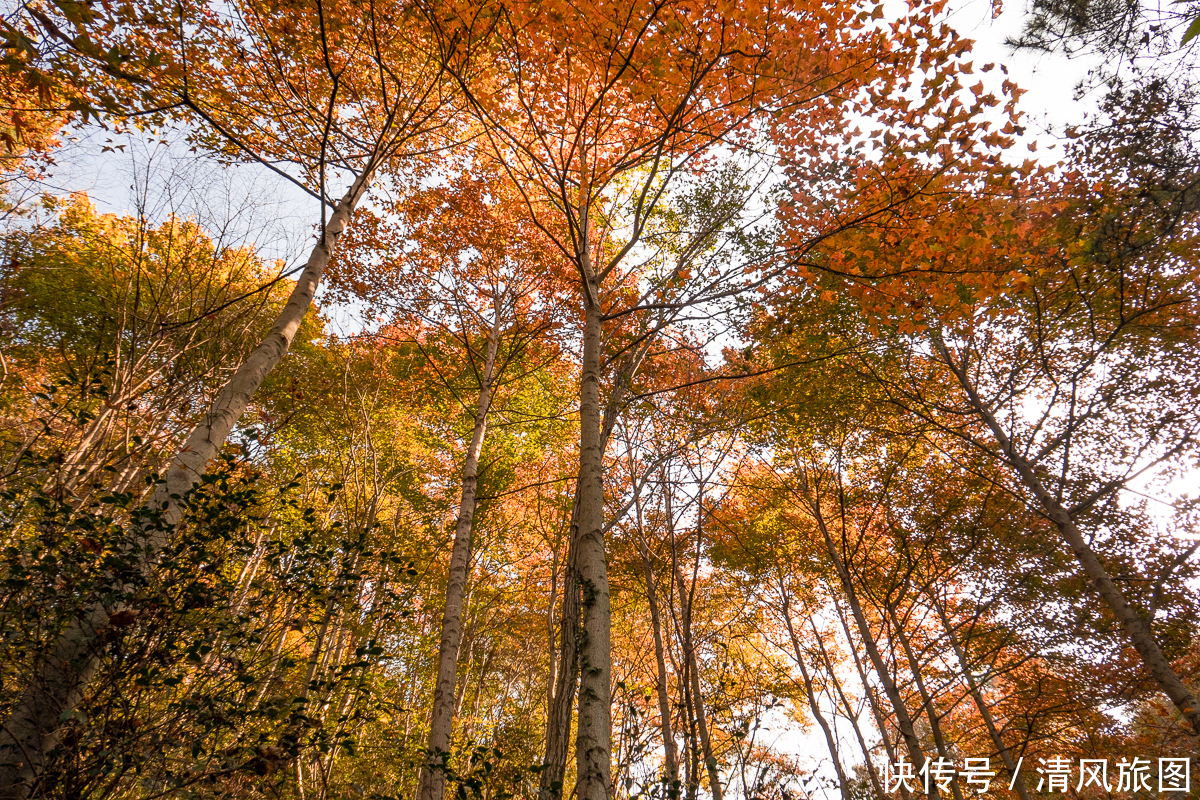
[1182,13,1200,44]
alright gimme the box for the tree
[332,168,572,800]
[0,193,288,501]
[0,0,457,792]
[766,133,1200,736]
[432,0,978,794]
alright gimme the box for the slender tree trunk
[927,591,1032,800]
[0,172,374,800]
[932,334,1200,736]
[667,507,722,800]
[546,530,563,715]
[541,369,635,800]
[678,584,720,800]
[453,589,478,722]
[575,279,612,800]
[808,614,886,800]
[802,483,933,797]
[543,227,649,800]
[634,495,680,794]
[156,169,371,530]
[885,603,965,800]
[663,485,700,800]
[829,593,900,769]
[679,651,699,800]
[778,582,851,800]
[540,499,581,800]
[417,322,501,800]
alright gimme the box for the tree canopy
[0,1,1197,799]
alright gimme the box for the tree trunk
[829,593,900,770]
[808,613,886,800]
[634,495,680,794]
[802,484,934,798]
[932,334,1200,737]
[546,529,563,715]
[0,172,373,800]
[927,590,1032,800]
[543,220,649,800]
[667,503,722,800]
[778,581,851,800]
[679,641,699,800]
[885,603,965,800]
[540,362,632,800]
[575,287,612,800]
[417,321,501,800]
[539,500,580,800]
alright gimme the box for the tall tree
[433,0,975,794]
[0,1,457,793]
[333,169,569,800]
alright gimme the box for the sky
[947,0,1100,137]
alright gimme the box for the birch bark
[417,318,501,800]
[575,281,612,800]
[0,172,373,800]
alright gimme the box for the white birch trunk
[0,172,373,800]
[417,321,501,800]
[574,290,612,800]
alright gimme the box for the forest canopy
[0,0,1197,799]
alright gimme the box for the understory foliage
[0,0,1198,799]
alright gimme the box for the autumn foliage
[0,0,1197,799]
